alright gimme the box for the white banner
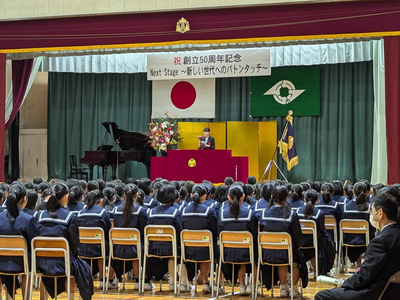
[147,49,270,80]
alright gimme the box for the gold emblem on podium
[188,158,196,168]
[176,17,190,33]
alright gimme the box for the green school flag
[250,66,320,117]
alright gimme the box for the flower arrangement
[148,111,182,152]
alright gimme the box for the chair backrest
[258,232,293,265]
[219,231,253,263]
[32,237,69,258]
[0,235,29,275]
[70,155,77,168]
[79,227,105,245]
[181,229,213,262]
[378,270,400,300]
[109,227,140,260]
[340,219,370,245]
[145,224,176,243]
[299,219,317,235]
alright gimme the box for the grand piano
[80,122,155,180]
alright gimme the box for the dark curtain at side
[48,61,374,183]
[384,36,400,185]
[8,113,19,181]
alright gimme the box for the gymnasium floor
[9,271,353,300]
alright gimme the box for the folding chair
[255,232,302,300]
[107,228,141,293]
[338,219,370,273]
[216,231,255,300]
[324,215,339,274]
[299,219,319,279]
[0,235,29,300]
[142,225,178,296]
[78,227,106,292]
[378,270,400,300]
[179,229,214,297]
[30,237,76,300]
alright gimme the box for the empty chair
[69,155,89,180]
[378,270,400,300]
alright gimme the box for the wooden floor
[5,271,355,300]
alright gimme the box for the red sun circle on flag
[170,81,196,109]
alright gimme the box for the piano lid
[102,122,151,151]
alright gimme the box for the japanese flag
[152,78,215,118]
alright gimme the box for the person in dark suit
[198,127,215,149]
[315,192,400,300]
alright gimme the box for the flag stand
[260,110,293,182]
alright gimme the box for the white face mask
[369,210,380,229]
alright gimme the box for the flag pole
[261,110,293,182]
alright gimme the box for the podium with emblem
[150,149,248,183]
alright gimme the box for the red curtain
[0,54,6,182]
[5,59,34,130]
[384,36,400,184]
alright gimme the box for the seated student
[218,185,258,295]
[138,178,159,209]
[198,127,215,149]
[77,190,116,290]
[146,184,189,291]
[66,185,85,214]
[0,183,37,299]
[181,184,218,293]
[341,182,374,267]
[316,183,342,232]
[37,182,93,300]
[332,180,347,205]
[296,189,335,277]
[258,185,308,298]
[24,189,39,218]
[287,184,305,211]
[343,184,354,203]
[315,193,400,300]
[252,181,277,218]
[244,184,257,206]
[102,187,116,212]
[112,184,150,290]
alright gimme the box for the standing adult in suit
[198,127,215,149]
[315,193,400,300]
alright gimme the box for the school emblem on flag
[152,78,215,118]
[250,66,320,116]
[278,113,298,171]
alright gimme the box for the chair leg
[271,266,274,298]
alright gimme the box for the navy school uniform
[181,202,218,280]
[340,200,373,263]
[287,198,306,211]
[217,204,258,283]
[258,205,309,290]
[23,207,39,219]
[111,203,148,280]
[67,202,85,214]
[0,209,37,296]
[316,198,342,230]
[37,208,94,300]
[77,205,111,259]
[296,206,336,275]
[332,195,347,206]
[113,197,124,207]
[144,194,159,209]
[251,197,270,219]
[146,204,182,281]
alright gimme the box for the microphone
[316,276,340,287]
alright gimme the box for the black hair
[68,185,84,205]
[203,127,210,132]
[170,180,181,191]
[228,185,244,220]
[114,183,126,197]
[96,179,106,191]
[156,184,176,205]
[332,180,344,196]
[300,182,311,192]
[78,180,87,192]
[0,183,10,193]
[24,182,36,190]
[6,184,27,224]
[361,179,371,194]
[192,184,207,205]
[214,184,228,204]
[36,182,50,194]
[377,186,400,207]
[372,193,398,222]
[180,186,188,201]
[271,185,291,218]
[26,189,39,210]
[290,184,303,202]
[138,178,152,195]
[243,184,254,203]
[47,182,69,218]
[312,181,322,193]
[84,189,103,210]
[137,188,145,206]
[122,184,139,227]
[353,182,369,211]
[224,177,234,186]
[261,181,277,207]
[184,181,195,194]
[33,177,43,185]
[87,180,99,192]
[321,183,334,203]
[303,189,319,219]
[103,187,116,204]
[247,176,257,185]
[344,184,354,200]
[372,183,385,196]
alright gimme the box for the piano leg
[111,165,117,180]
[88,165,94,181]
